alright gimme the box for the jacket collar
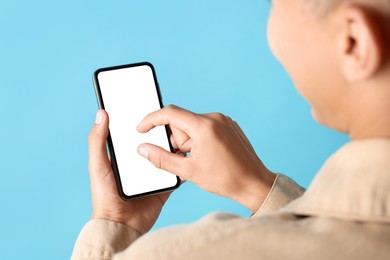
[285,138,390,223]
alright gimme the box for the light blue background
[0,1,348,259]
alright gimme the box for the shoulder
[115,212,390,260]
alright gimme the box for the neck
[347,79,390,140]
[349,121,390,140]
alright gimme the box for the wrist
[233,171,277,213]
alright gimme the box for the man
[72,0,390,259]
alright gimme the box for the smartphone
[93,62,180,199]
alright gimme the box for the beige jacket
[72,139,390,259]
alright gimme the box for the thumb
[137,143,188,178]
[88,110,111,175]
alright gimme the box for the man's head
[267,0,390,139]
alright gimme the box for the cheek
[267,10,301,76]
[267,11,281,61]
[267,14,325,119]
[266,7,346,130]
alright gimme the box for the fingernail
[95,110,103,124]
[138,147,149,159]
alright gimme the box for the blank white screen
[97,65,177,197]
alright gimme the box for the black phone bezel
[92,62,180,200]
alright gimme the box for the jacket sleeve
[71,219,140,260]
[252,174,305,217]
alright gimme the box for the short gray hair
[305,0,390,17]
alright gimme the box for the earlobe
[339,5,383,82]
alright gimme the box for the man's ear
[337,4,384,82]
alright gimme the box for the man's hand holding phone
[137,105,276,213]
[88,110,170,235]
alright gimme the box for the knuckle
[200,117,220,135]
[200,112,233,138]
[165,104,178,111]
[210,112,232,124]
[212,112,226,121]
[164,104,179,117]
